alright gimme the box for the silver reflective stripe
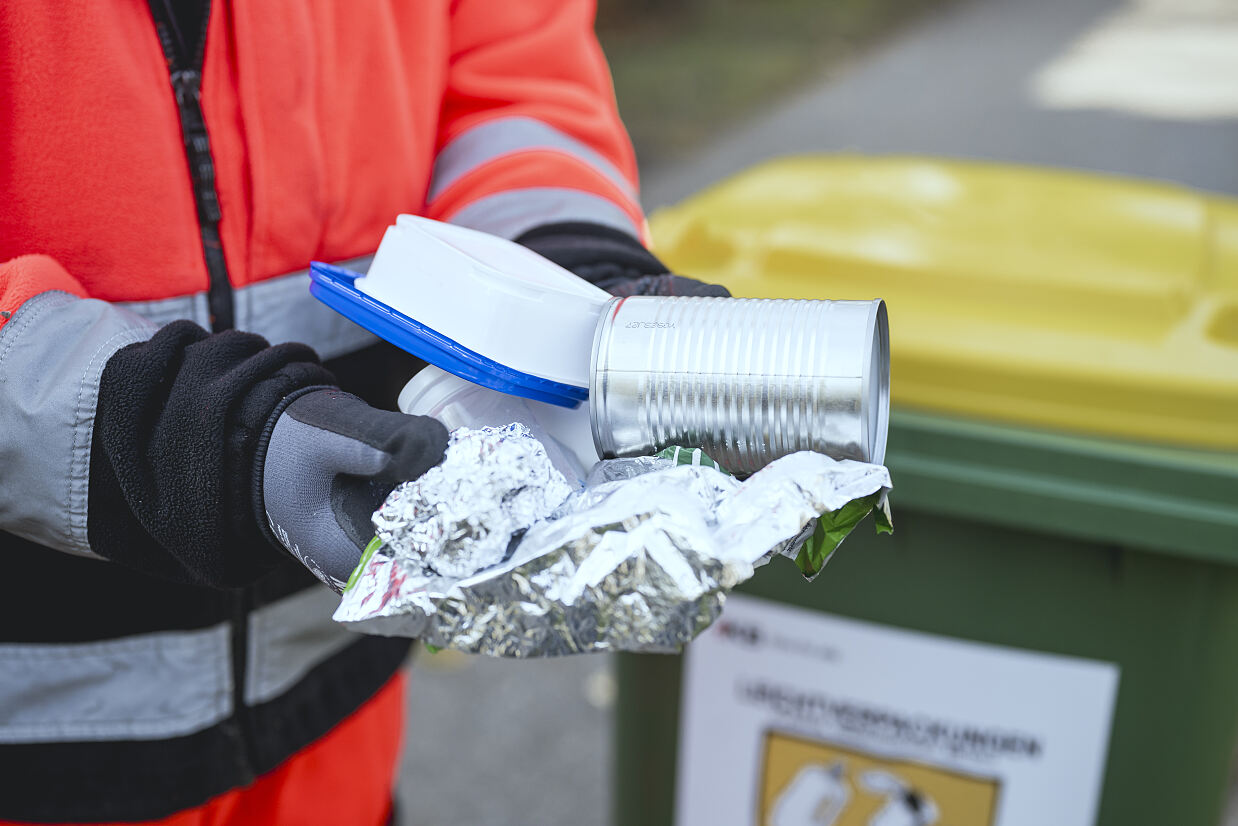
[117,291,210,329]
[448,187,643,240]
[244,586,360,706]
[233,259,378,359]
[118,257,379,359]
[428,116,639,204]
[0,292,156,557]
[0,624,232,743]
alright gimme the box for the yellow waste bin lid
[650,156,1238,451]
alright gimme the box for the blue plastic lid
[309,262,586,408]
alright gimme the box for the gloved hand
[516,221,730,298]
[604,273,730,298]
[262,388,448,591]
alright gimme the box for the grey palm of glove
[262,389,448,591]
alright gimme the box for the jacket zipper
[148,0,234,332]
[148,0,256,782]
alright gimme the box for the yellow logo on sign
[759,731,1000,826]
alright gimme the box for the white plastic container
[399,365,599,484]
[358,215,609,389]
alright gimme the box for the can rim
[864,299,891,466]
[588,296,626,459]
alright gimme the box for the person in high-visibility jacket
[0,3,724,823]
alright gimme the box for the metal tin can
[589,296,889,474]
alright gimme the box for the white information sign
[676,594,1120,826]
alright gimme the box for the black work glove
[516,222,730,298]
[261,388,448,591]
[604,273,731,298]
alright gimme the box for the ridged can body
[589,296,889,474]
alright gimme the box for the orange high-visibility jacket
[0,1,643,322]
[0,2,644,823]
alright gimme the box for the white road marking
[1030,0,1238,120]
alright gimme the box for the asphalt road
[399,650,614,826]
[400,0,1238,823]
[642,0,1238,209]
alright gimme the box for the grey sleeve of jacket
[0,291,156,556]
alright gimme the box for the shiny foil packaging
[370,423,574,579]
[334,424,892,657]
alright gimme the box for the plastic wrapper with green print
[333,424,892,657]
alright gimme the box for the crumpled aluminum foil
[371,423,573,579]
[334,425,892,657]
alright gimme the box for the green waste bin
[614,157,1238,826]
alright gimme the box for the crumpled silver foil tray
[334,424,891,657]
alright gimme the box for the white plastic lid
[356,216,610,388]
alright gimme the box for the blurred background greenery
[595,0,951,167]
